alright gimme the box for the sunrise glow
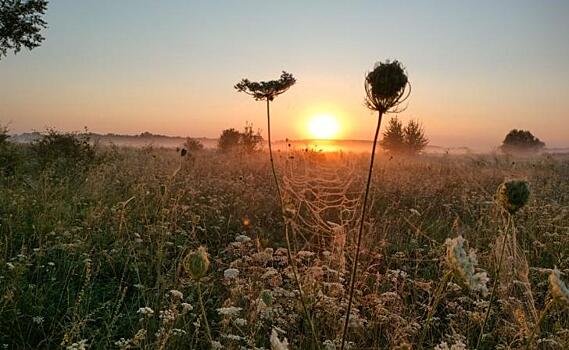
[307,114,340,140]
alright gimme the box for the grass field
[1,140,568,349]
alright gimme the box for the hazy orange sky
[1,1,568,149]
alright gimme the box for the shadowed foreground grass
[1,144,568,349]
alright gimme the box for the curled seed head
[496,179,530,214]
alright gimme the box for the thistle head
[183,246,210,280]
[365,60,410,114]
[549,268,569,306]
[234,71,296,101]
[445,236,489,294]
[496,179,530,214]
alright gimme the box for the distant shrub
[381,117,405,153]
[404,119,429,155]
[183,137,204,152]
[218,123,263,153]
[0,125,17,175]
[500,129,545,154]
[31,129,95,171]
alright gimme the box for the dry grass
[1,145,568,349]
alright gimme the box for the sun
[307,114,340,139]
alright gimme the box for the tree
[240,122,263,153]
[217,128,241,153]
[0,0,48,59]
[381,116,405,153]
[183,137,204,153]
[500,129,545,154]
[342,60,410,350]
[403,119,428,155]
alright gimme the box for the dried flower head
[549,268,569,305]
[183,246,210,280]
[270,328,289,350]
[496,179,530,214]
[445,236,489,294]
[365,60,410,113]
[235,71,296,101]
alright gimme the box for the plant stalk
[266,98,320,349]
[475,213,512,349]
[197,281,213,347]
[418,271,452,349]
[340,110,384,350]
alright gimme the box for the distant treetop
[500,129,545,154]
[234,71,296,101]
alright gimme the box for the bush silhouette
[500,129,545,154]
[403,119,428,155]
[31,129,95,171]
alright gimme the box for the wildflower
[32,316,44,325]
[136,307,154,316]
[549,268,569,305]
[181,302,193,314]
[445,236,489,294]
[496,179,530,214]
[6,262,15,270]
[211,340,223,349]
[270,328,289,350]
[233,318,247,326]
[224,268,240,279]
[183,246,210,280]
[217,306,242,317]
[235,234,251,242]
[169,289,184,300]
[66,339,88,350]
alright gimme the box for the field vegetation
[1,129,568,349]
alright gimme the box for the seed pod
[184,246,210,280]
[496,179,530,214]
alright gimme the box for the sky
[1,0,568,149]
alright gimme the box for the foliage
[1,145,568,349]
[240,122,263,153]
[382,117,429,155]
[30,129,95,171]
[365,60,410,113]
[218,124,263,153]
[0,0,48,59]
[403,119,429,155]
[183,137,204,153]
[218,128,242,153]
[234,71,296,101]
[381,117,405,153]
[0,125,17,175]
[500,129,545,154]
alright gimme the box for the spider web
[280,149,364,257]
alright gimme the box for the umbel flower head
[183,246,210,280]
[365,60,410,113]
[234,71,296,101]
[445,236,489,294]
[496,179,530,214]
[549,268,569,306]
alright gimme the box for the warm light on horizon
[307,114,341,140]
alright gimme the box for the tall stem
[526,299,554,350]
[418,271,452,349]
[340,111,384,350]
[475,214,512,349]
[197,282,213,347]
[266,98,320,349]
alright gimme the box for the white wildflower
[169,289,184,300]
[270,328,289,350]
[217,306,242,317]
[224,268,240,279]
[66,339,88,350]
[181,302,193,314]
[233,318,247,326]
[211,340,223,349]
[445,236,489,294]
[6,262,15,270]
[235,234,251,242]
[136,307,154,316]
[32,316,44,325]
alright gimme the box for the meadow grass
[1,143,568,349]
